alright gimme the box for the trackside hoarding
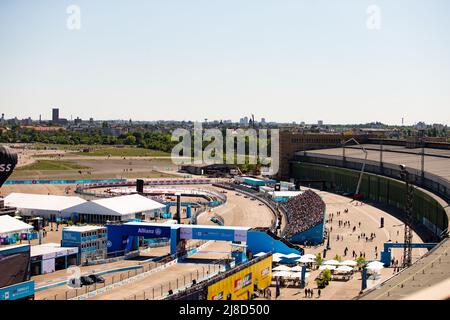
[207,256,272,300]
[0,280,34,300]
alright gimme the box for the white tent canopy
[302,254,317,260]
[0,215,33,236]
[297,256,315,263]
[272,265,292,271]
[272,271,292,277]
[284,253,301,259]
[319,265,336,271]
[62,194,166,219]
[290,266,304,272]
[323,259,340,265]
[4,193,86,216]
[254,252,267,257]
[335,266,354,273]
[340,260,357,266]
[367,261,384,267]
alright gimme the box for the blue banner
[4,178,125,185]
[0,280,34,300]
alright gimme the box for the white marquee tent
[62,194,166,221]
[0,215,33,236]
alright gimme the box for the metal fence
[41,261,161,300]
[123,261,226,300]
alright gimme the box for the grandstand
[289,143,450,299]
[280,190,326,244]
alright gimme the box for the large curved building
[285,141,450,300]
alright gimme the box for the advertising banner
[66,248,79,255]
[0,280,34,300]
[55,249,68,258]
[234,229,247,242]
[179,227,193,240]
[42,258,55,274]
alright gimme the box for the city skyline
[1,0,450,125]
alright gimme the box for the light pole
[399,164,414,268]
[342,138,368,199]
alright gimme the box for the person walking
[318,289,321,298]
[304,288,308,298]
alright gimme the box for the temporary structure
[323,259,340,265]
[297,256,315,264]
[272,271,292,277]
[319,265,337,271]
[340,260,357,266]
[335,265,354,273]
[272,265,292,271]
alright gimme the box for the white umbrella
[340,260,357,266]
[272,256,282,263]
[272,265,292,271]
[272,271,291,277]
[254,252,266,257]
[286,272,303,278]
[302,254,317,260]
[284,253,301,259]
[323,259,340,265]
[367,264,384,271]
[367,261,384,268]
[297,256,315,263]
[335,265,354,273]
[319,265,336,271]
[290,265,304,272]
[273,252,286,258]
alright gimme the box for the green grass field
[69,147,170,157]
[17,160,91,171]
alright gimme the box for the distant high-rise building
[261,118,266,124]
[52,108,59,122]
[318,120,324,126]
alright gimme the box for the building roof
[0,215,33,235]
[271,191,303,198]
[4,193,87,212]
[30,243,78,258]
[63,194,166,217]
[63,225,106,233]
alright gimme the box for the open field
[68,147,169,157]
[16,160,91,171]
[10,158,179,180]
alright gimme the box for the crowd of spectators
[282,190,325,239]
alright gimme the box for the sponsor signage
[243,273,252,287]
[62,231,81,242]
[42,252,56,260]
[179,227,193,240]
[234,278,243,292]
[0,280,34,300]
[234,229,247,242]
[66,247,78,255]
[261,267,270,277]
[212,291,223,300]
[55,249,68,258]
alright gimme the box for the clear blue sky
[1,0,449,125]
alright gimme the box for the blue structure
[61,226,108,261]
[0,245,34,300]
[246,230,303,256]
[288,223,325,245]
[241,177,277,187]
[0,280,34,300]
[380,242,437,266]
[106,222,302,256]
